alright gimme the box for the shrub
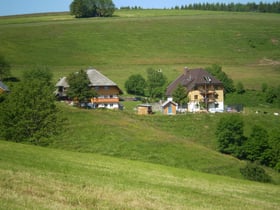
[240,162,271,183]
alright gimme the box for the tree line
[120,2,280,14]
[180,1,280,13]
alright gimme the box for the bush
[240,162,271,183]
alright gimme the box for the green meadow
[1,140,280,210]
[0,10,280,209]
[0,10,279,90]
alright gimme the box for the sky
[0,0,273,16]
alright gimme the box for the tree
[236,81,245,94]
[146,68,167,99]
[0,55,11,80]
[125,74,146,96]
[243,125,271,165]
[67,70,97,104]
[0,68,64,145]
[206,64,235,94]
[172,84,188,107]
[70,0,115,18]
[216,115,246,157]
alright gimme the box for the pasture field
[0,10,280,209]
[1,140,280,210]
[0,10,279,90]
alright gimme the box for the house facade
[166,68,224,113]
[56,68,123,109]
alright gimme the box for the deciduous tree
[125,74,146,96]
[146,68,167,99]
[0,68,64,145]
[67,70,97,104]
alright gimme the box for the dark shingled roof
[166,68,223,96]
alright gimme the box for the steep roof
[86,69,117,87]
[0,81,9,91]
[166,68,223,96]
[55,68,123,94]
[161,100,178,108]
[55,77,69,87]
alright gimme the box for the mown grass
[0,10,279,91]
[1,140,280,210]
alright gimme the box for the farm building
[137,104,153,115]
[161,98,178,115]
[166,68,224,113]
[55,68,123,109]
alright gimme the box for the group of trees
[70,0,115,18]
[177,2,280,13]
[125,68,167,101]
[216,115,280,173]
[0,67,64,145]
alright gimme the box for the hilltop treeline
[120,2,280,14]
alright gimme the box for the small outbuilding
[161,99,178,115]
[137,104,153,115]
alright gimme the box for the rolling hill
[0,9,280,209]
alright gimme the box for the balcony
[91,97,119,104]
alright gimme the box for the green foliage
[243,125,272,165]
[125,74,146,96]
[269,129,280,170]
[0,68,64,145]
[240,162,271,183]
[70,0,115,18]
[0,55,11,80]
[67,70,97,104]
[215,115,246,156]
[172,84,188,106]
[236,81,245,94]
[206,64,235,94]
[146,68,167,99]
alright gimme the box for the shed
[161,100,178,115]
[137,104,153,115]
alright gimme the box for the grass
[49,103,280,183]
[0,10,279,91]
[1,140,280,210]
[0,10,280,208]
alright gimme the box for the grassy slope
[0,10,279,91]
[1,140,280,210]
[50,103,280,183]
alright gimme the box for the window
[194,95,198,100]
[104,86,109,90]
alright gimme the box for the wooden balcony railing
[91,97,119,103]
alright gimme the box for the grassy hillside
[50,103,280,183]
[1,140,280,210]
[0,10,279,90]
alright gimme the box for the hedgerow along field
[1,140,280,210]
[1,9,280,209]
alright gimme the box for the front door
[168,104,172,114]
